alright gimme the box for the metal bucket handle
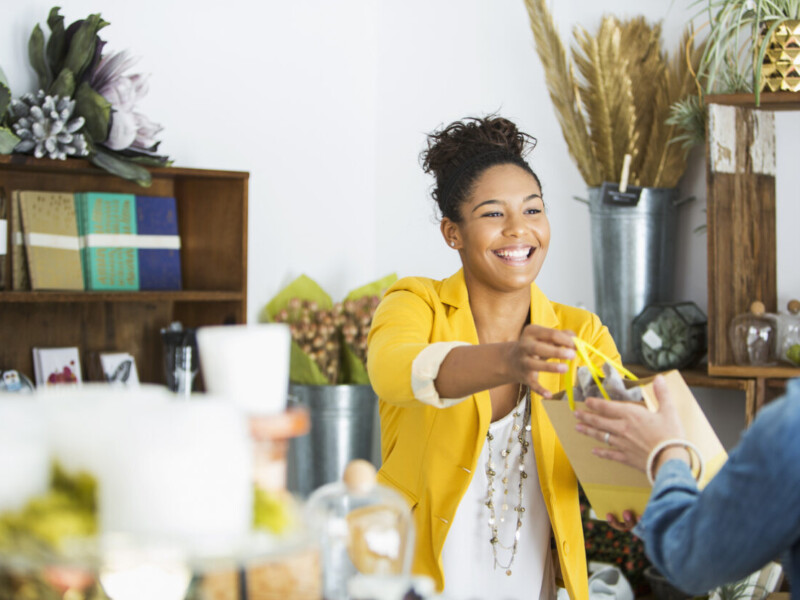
[573,193,696,207]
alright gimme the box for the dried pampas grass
[524,0,703,188]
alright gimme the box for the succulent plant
[9,90,89,160]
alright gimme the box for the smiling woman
[366,115,621,600]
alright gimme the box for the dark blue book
[135,196,182,290]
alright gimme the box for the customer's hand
[605,509,638,532]
[509,325,576,398]
[574,375,687,473]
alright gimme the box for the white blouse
[440,399,556,600]
[412,343,557,600]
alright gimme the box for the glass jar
[305,460,415,600]
[632,302,707,371]
[729,301,777,366]
[773,299,800,366]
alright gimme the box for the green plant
[0,67,20,153]
[697,0,800,103]
[668,0,800,148]
[260,274,396,385]
[712,578,767,600]
[7,7,170,186]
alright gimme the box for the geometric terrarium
[632,302,707,371]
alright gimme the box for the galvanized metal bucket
[587,184,684,362]
[286,383,380,497]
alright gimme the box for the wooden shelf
[0,158,249,385]
[707,364,800,379]
[706,91,800,110]
[0,290,244,303]
[626,364,755,392]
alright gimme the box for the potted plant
[523,1,703,360]
[1,7,170,186]
[260,274,396,496]
[668,0,800,149]
[697,0,800,102]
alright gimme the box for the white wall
[7,0,795,439]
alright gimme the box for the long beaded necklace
[485,383,531,576]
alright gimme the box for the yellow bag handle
[564,337,638,411]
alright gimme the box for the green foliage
[10,7,168,184]
[787,343,800,365]
[75,81,110,142]
[253,488,294,535]
[693,0,800,103]
[28,24,49,90]
[90,146,152,187]
[45,7,66,77]
[0,66,20,153]
[667,0,800,148]
[666,96,707,153]
[61,13,108,85]
[0,463,98,553]
[49,66,75,98]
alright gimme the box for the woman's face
[443,163,550,294]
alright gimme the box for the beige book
[18,190,83,291]
[10,191,29,290]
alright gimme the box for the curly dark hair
[420,115,540,222]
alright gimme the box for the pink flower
[90,50,162,151]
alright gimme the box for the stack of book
[5,190,183,291]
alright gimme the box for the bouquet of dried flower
[0,7,170,186]
[523,1,704,187]
[260,274,395,385]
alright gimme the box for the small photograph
[32,347,82,387]
[98,352,140,386]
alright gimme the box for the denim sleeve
[632,389,800,595]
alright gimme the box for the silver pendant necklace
[485,383,531,576]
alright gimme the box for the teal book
[74,193,89,290]
[80,192,139,291]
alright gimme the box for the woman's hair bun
[421,115,538,221]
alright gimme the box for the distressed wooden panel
[707,104,777,367]
[0,156,248,385]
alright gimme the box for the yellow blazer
[367,269,619,598]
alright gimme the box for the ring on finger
[603,431,611,445]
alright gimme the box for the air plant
[666,0,800,152]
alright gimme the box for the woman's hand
[509,325,577,398]
[573,375,687,473]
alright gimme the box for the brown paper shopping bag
[542,369,728,519]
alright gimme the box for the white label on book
[83,233,139,248]
[135,235,181,250]
[0,219,6,255]
[84,233,180,249]
[24,232,80,251]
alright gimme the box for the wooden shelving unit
[0,156,249,385]
[704,92,800,416]
[706,91,800,110]
[628,364,759,425]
